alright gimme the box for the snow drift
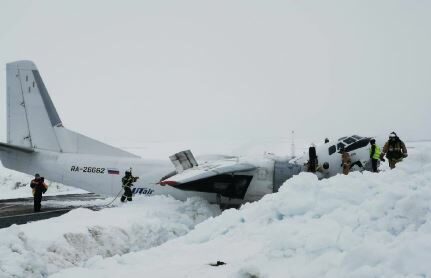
[48,142,431,278]
[0,197,220,277]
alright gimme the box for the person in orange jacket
[30,173,48,212]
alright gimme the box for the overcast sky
[1,0,430,149]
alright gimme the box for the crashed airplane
[0,61,376,206]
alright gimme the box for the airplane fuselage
[0,149,278,205]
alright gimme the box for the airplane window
[337,142,345,150]
[352,135,362,140]
[328,145,336,155]
[343,137,356,144]
[338,137,347,141]
[345,138,371,152]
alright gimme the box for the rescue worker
[121,170,139,202]
[382,132,408,169]
[369,138,381,172]
[341,147,351,175]
[30,174,48,212]
[307,145,318,173]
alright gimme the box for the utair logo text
[131,187,154,196]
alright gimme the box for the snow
[0,141,430,278]
[0,196,220,277]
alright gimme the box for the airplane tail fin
[5,61,138,157]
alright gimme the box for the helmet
[35,173,40,178]
[389,132,397,138]
[370,138,376,144]
[125,170,131,176]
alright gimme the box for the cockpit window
[344,138,371,152]
[352,135,362,140]
[343,137,356,144]
[328,145,336,155]
[337,142,345,150]
[338,136,347,141]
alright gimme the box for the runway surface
[0,193,105,229]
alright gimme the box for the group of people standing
[341,132,408,175]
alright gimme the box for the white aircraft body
[0,61,380,206]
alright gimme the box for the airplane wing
[160,159,257,186]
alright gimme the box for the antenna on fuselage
[291,130,296,158]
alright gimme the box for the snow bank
[51,142,431,278]
[0,196,220,277]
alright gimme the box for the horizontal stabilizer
[160,159,256,185]
[0,142,34,153]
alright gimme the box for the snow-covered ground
[0,196,220,277]
[0,141,430,277]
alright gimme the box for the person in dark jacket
[369,138,381,172]
[121,170,139,202]
[382,132,408,169]
[30,174,48,212]
[307,145,318,173]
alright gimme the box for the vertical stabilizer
[5,60,139,158]
[6,61,61,151]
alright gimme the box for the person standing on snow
[382,132,408,169]
[30,173,48,212]
[307,144,318,173]
[121,170,139,202]
[341,148,351,175]
[369,138,381,172]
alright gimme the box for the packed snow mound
[0,164,87,199]
[0,196,220,278]
[52,142,431,278]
